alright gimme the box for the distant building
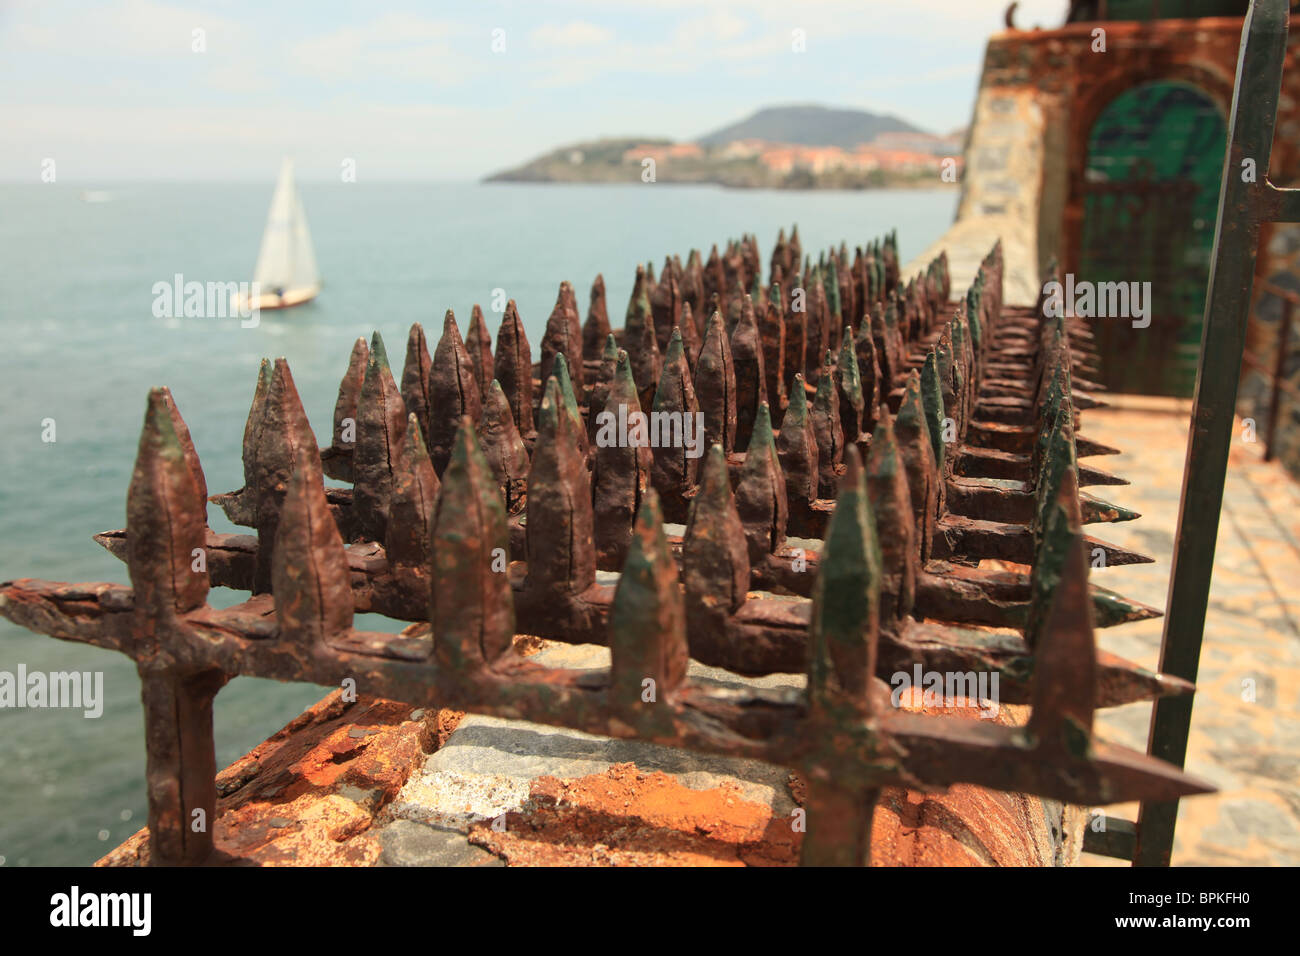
[752,142,955,176]
[717,139,767,160]
[870,131,965,156]
[622,142,703,164]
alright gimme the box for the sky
[0,0,1071,182]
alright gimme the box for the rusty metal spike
[895,370,938,560]
[465,305,495,398]
[593,350,650,571]
[353,331,407,544]
[583,273,612,363]
[1077,461,1130,487]
[783,284,806,399]
[429,309,483,477]
[807,447,880,715]
[866,410,916,623]
[251,358,320,592]
[777,374,818,507]
[400,323,433,446]
[561,281,585,388]
[540,280,585,395]
[624,264,662,411]
[1033,396,1078,512]
[548,351,589,462]
[1027,418,1080,643]
[431,416,516,669]
[608,488,689,730]
[695,310,738,455]
[1027,470,1096,755]
[650,268,682,356]
[703,244,723,308]
[649,328,701,519]
[493,299,534,438]
[327,335,369,476]
[678,301,702,374]
[920,349,947,474]
[759,286,787,424]
[479,380,530,512]
[680,251,703,323]
[683,443,750,640]
[273,443,353,643]
[526,376,596,599]
[157,386,207,519]
[1076,434,1122,457]
[812,350,844,498]
[824,257,844,345]
[943,318,965,433]
[804,272,830,384]
[835,329,865,444]
[127,388,210,616]
[725,278,745,338]
[1078,491,1141,524]
[240,358,273,513]
[386,413,441,569]
[952,310,974,432]
[870,304,893,397]
[735,402,788,565]
[885,293,906,385]
[588,333,620,448]
[731,293,767,452]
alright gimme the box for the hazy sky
[1,0,1070,182]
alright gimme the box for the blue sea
[0,181,958,865]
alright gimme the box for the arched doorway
[1078,81,1226,395]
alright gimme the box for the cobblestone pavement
[1080,395,1300,866]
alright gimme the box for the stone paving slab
[1079,396,1300,866]
[375,643,1067,866]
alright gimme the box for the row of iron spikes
[222,243,1150,618]
[192,264,1170,693]
[127,372,1205,800]
[130,343,1178,708]
[145,379,1212,857]
[5,293,1180,858]
[193,235,1156,655]
[0,245,1203,868]
[237,250,949,546]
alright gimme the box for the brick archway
[1063,62,1234,278]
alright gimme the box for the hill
[696,104,924,149]
[482,105,954,190]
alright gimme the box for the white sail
[252,158,320,296]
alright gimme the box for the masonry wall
[906,15,1300,478]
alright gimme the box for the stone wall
[906,14,1300,478]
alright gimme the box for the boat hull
[231,285,320,313]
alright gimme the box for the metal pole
[1264,298,1292,461]
[1134,0,1294,866]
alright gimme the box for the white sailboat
[236,158,320,312]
